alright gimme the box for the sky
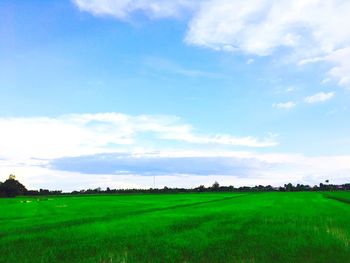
[1,0,350,191]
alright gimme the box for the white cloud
[73,0,198,19]
[0,112,280,190]
[161,133,276,147]
[285,86,296,92]
[273,101,296,110]
[185,1,350,55]
[0,113,276,161]
[73,0,350,87]
[246,58,254,65]
[300,48,350,87]
[304,92,335,104]
[326,48,350,87]
[185,0,350,86]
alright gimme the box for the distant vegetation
[0,174,27,197]
[1,174,350,198]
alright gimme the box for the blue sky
[1,0,350,190]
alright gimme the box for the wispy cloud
[304,92,335,104]
[273,101,296,110]
[326,48,350,87]
[143,56,222,79]
[73,0,198,20]
[299,48,350,88]
[285,86,296,93]
[246,58,254,65]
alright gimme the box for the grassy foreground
[0,192,350,263]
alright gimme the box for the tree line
[1,174,350,198]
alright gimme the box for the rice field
[1,192,350,263]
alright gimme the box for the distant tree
[39,189,50,195]
[265,185,274,191]
[319,183,325,190]
[212,181,220,190]
[0,175,27,197]
[26,190,39,196]
[197,185,206,192]
[284,183,293,192]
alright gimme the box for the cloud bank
[48,152,268,176]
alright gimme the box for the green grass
[1,192,350,263]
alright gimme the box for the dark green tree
[212,181,220,191]
[0,175,27,197]
[197,185,206,192]
[284,183,294,192]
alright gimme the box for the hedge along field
[0,192,350,263]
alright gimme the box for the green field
[1,192,350,263]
